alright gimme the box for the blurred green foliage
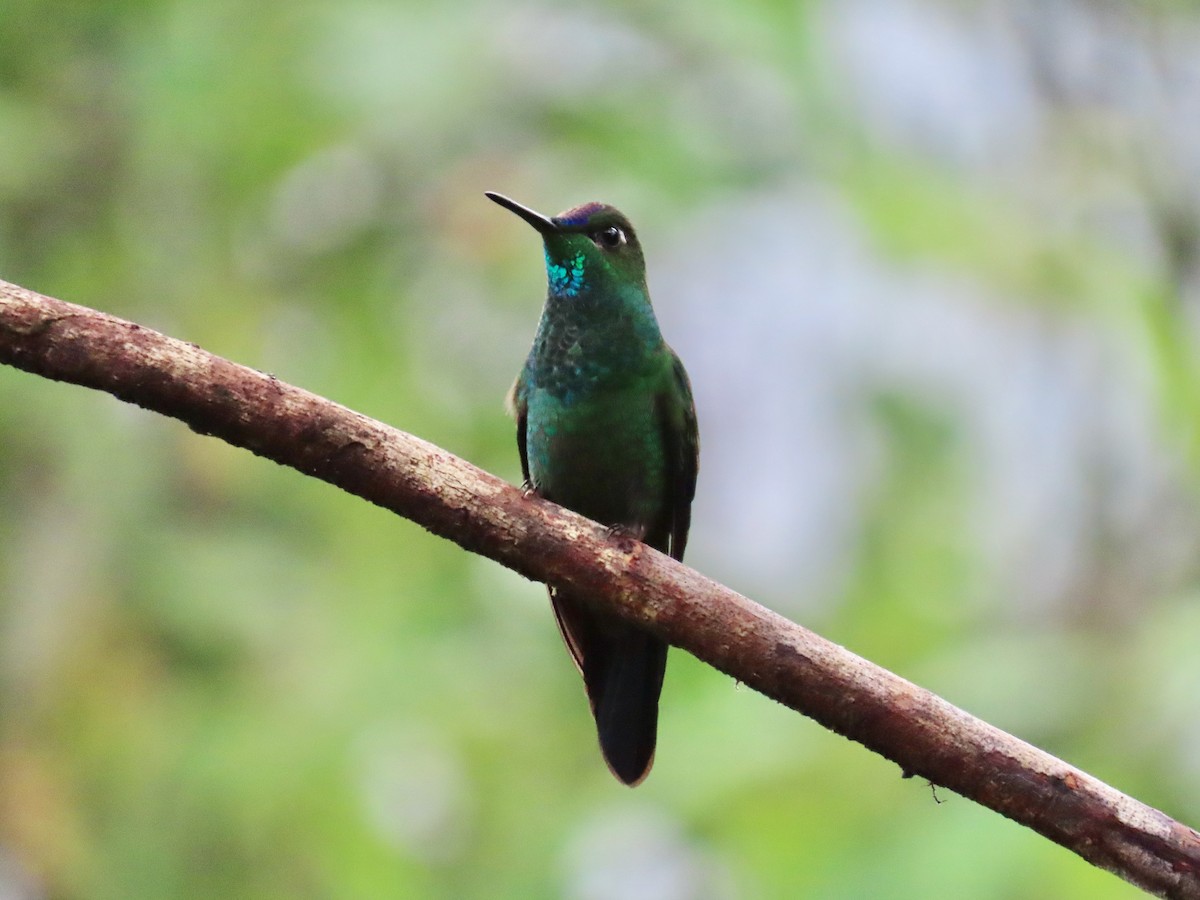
[3,1,1198,898]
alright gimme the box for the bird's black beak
[485,191,557,234]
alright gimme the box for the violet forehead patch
[553,202,606,228]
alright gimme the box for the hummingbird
[486,191,699,785]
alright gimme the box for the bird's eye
[595,225,625,249]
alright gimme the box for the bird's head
[486,192,647,299]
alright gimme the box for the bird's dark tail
[593,624,668,785]
[551,590,668,786]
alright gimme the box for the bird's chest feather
[525,385,666,528]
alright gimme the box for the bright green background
[2,2,1199,898]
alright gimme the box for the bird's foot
[520,479,538,499]
[603,523,644,553]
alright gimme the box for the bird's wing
[506,371,530,486]
[659,347,699,561]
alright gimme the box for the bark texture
[2,278,1199,897]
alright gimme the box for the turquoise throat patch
[546,250,586,297]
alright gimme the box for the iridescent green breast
[525,382,669,529]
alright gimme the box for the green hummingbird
[486,191,699,785]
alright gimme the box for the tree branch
[2,277,1198,897]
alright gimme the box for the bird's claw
[604,523,636,540]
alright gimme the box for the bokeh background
[2,1,1200,897]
